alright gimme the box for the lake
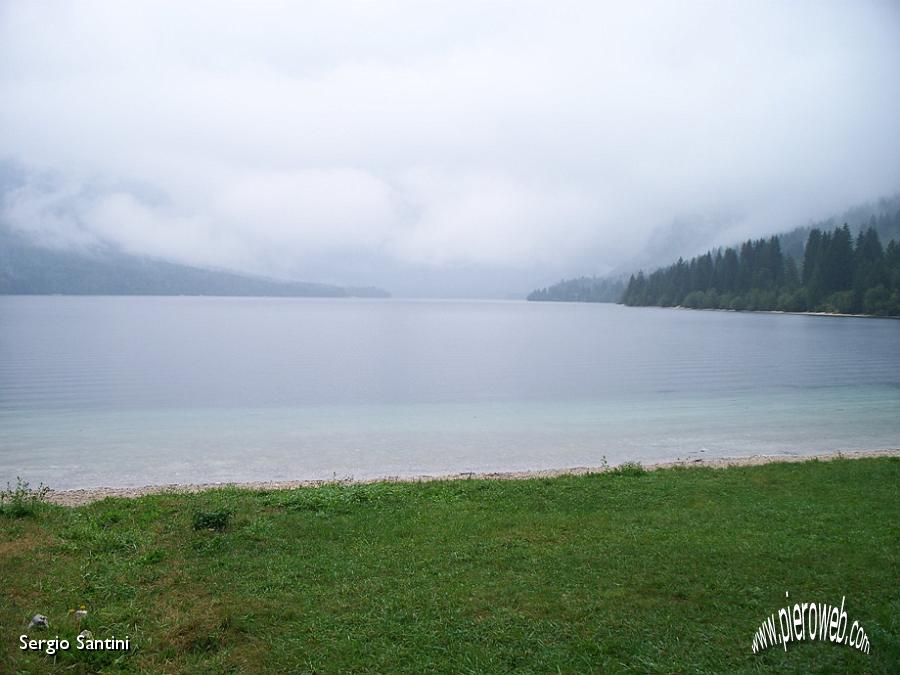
[1,296,898,489]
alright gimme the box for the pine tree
[826,224,854,293]
[802,229,822,287]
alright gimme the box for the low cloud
[2,1,899,295]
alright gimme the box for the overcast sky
[2,1,900,296]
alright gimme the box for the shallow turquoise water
[1,297,898,488]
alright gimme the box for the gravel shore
[44,448,900,507]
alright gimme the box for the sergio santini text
[20,633,130,655]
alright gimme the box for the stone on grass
[29,614,49,629]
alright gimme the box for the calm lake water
[1,296,899,489]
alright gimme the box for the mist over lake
[2,295,898,489]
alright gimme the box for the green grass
[1,457,898,673]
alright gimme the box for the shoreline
[529,300,900,319]
[44,448,900,507]
[675,306,900,320]
[656,304,900,320]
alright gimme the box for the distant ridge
[0,225,389,298]
[527,275,625,303]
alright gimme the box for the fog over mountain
[2,2,900,297]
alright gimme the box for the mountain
[0,226,389,297]
[772,194,900,262]
[529,193,900,303]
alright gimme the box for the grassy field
[1,457,898,673]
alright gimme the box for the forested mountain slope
[622,224,900,315]
[530,196,900,314]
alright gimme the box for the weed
[192,509,232,531]
[608,461,647,477]
[0,477,50,517]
